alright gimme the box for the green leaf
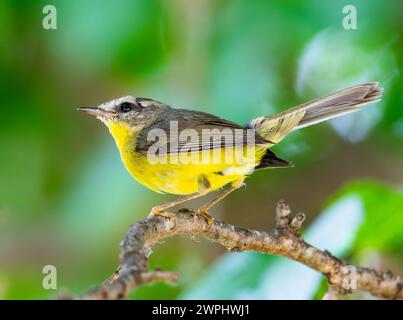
[330,181,403,253]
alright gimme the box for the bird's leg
[149,193,205,220]
[197,179,245,224]
[149,175,211,220]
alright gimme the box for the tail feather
[254,149,292,170]
[248,82,382,145]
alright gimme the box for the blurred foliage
[330,181,403,254]
[0,0,402,299]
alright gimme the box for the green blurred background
[0,0,402,299]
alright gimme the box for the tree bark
[77,200,402,300]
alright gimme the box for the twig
[76,200,402,300]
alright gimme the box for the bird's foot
[148,209,176,222]
[197,208,214,225]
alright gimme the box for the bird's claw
[148,209,176,222]
[197,209,214,225]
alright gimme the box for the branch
[77,200,402,300]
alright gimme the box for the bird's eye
[119,102,133,113]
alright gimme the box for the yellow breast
[106,121,265,195]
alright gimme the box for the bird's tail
[248,82,383,145]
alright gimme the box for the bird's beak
[77,107,116,118]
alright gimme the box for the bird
[78,82,382,223]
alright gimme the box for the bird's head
[78,96,167,131]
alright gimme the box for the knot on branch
[276,199,306,235]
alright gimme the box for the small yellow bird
[79,83,382,222]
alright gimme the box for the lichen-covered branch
[78,201,402,300]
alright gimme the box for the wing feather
[136,108,267,155]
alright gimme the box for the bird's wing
[136,108,267,155]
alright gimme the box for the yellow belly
[125,148,265,194]
[107,121,266,195]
